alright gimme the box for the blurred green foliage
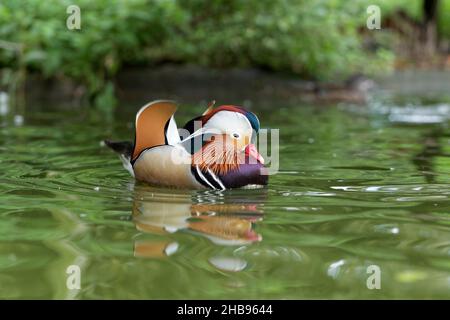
[0,0,186,106]
[0,0,448,105]
[438,0,450,39]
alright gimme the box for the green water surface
[0,90,449,299]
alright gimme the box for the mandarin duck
[105,100,268,190]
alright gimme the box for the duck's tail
[104,140,135,177]
[104,140,133,157]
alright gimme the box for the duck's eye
[232,133,240,139]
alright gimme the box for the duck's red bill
[245,144,264,164]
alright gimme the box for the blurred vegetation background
[0,0,449,107]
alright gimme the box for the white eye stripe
[204,111,252,135]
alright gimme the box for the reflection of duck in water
[131,185,267,259]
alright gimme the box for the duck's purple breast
[218,162,268,189]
